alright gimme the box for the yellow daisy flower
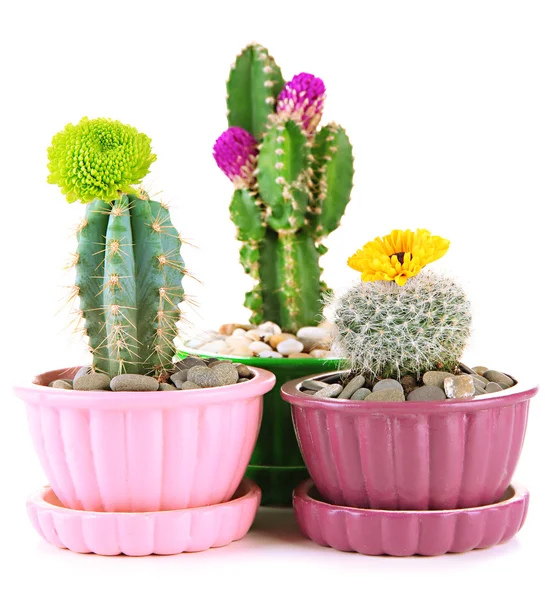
[348,229,450,286]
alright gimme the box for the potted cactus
[14,117,275,555]
[182,43,354,505]
[282,229,538,555]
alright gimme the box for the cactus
[48,117,186,378]
[214,43,354,333]
[328,229,472,380]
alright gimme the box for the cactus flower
[348,229,450,286]
[47,117,156,203]
[276,73,326,135]
[213,127,258,189]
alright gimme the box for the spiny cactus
[48,117,186,378]
[329,229,472,380]
[214,43,354,334]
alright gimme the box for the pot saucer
[27,479,260,556]
[293,479,529,556]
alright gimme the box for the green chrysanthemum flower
[47,117,156,203]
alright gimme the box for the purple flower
[213,127,258,188]
[277,73,326,134]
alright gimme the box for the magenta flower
[276,73,326,134]
[213,127,258,189]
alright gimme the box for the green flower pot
[177,349,341,505]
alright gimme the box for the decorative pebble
[180,381,201,390]
[259,350,283,358]
[302,379,328,392]
[483,370,514,386]
[269,333,295,349]
[339,375,366,399]
[310,349,331,358]
[226,336,252,349]
[210,363,239,386]
[277,338,304,356]
[473,366,489,376]
[423,371,454,389]
[249,341,272,354]
[258,321,282,335]
[73,373,111,391]
[296,326,331,352]
[400,375,418,395]
[444,375,475,399]
[472,374,488,388]
[245,329,267,342]
[180,357,207,369]
[485,382,503,393]
[199,340,229,354]
[350,388,372,400]
[74,365,93,381]
[187,366,221,388]
[206,359,232,367]
[231,328,248,338]
[474,386,486,395]
[373,379,404,393]
[219,323,251,336]
[367,389,405,402]
[159,383,176,391]
[313,384,344,398]
[110,374,159,392]
[51,380,72,390]
[288,352,312,358]
[228,347,255,357]
[407,385,446,402]
[236,364,252,378]
[499,382,511,390]
[170,369,188,386]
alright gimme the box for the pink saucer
[293,479,529,556]
[27,479,260,556]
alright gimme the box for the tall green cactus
[48,117,185,378]
[214,43,354,333]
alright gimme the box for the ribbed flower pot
[179,350,341,505]
[282,370,538,511]
[14,366,275,512]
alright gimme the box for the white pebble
[249,341,272,354]
[231,328,248,338]
[226,336,252,350]
[185,338,205,349]
[297,326,330,342]
[310,349,330,358]
[259,350,283,358]
[277,338,304,355]
[258,321,282,335]
[199,340,229,354]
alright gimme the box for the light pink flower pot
[14,366,275,512]
[282,370,538,511]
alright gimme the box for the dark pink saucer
[293,479,529,556]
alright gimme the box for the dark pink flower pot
[281,371,538,510]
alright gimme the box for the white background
[1,1,548,598]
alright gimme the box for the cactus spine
[48,118,185,378]
[215,43,354,333]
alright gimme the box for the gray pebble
[350,388,372,401]
[73,373,111,391]
[499,382,511,390]
[170,369,188,386]
[444,375,475,399]
[110,374,159,392]
[373,379,403,393]
[400,375,418,395]
[180,381,201,390]
[237,378,249,383]
[407,385,447,402]
[180,357,208,369]
[302,379,329,392]
[74,365,93,381]
[208,359,233,367]
[313,384,343,398]
[485,382,503,393]
[472,374,488,388]
[187,366,221,388]
[302,390,316,395]
[159,383,176,391]
[210,363,239,386]
[367,389,405,402]
[473,366,489,376]
[423,371,453,389]
[483,370,514,386]
[51,379,73,390]
[339,375,366,399]
[236,364,252,378]
[474,384,486,395]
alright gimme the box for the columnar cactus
[329,229,472,380]
[214,43,354,333]
[48,117,186,378]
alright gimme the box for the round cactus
[329,270,472,380]
[47,117,156,203]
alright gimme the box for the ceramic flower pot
[15,366,275,512]
[179,350,341,505]
[282,370,538,511]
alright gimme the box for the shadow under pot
[14,366,275,512]
[281,370,538,511]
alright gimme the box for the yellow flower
[348,229,450,286]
